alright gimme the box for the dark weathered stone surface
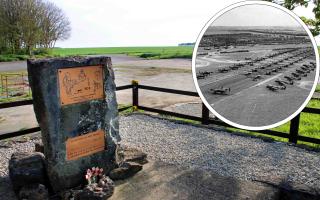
[19,183,49,200]
[74,176,114,200]
[109,162,142,180]
[253,175,320,200]
[120,146,148,165]
[35,142,44,153]
[9,152,46,193]
[27,57,120,192]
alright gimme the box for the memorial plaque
[28,57,120,192]
[66,130,105,161]
[58,65,104,105]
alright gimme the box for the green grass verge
[316,84,320,93]
[0,54,29,62]
[52,46,193,59]
[0,92,32,103]
[227,99,320,148]
[118,104,134,114]
[0,71,30,102]
[2,45,320,62]
[0,53,59,62]
[0,46,193,62]
[163,116,201,125]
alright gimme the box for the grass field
[0,45,319,62]
[228,98,320,148]
[0,54,29,62]
[1,45,320,62]
[0,46,194,62]
[52,46,193,59]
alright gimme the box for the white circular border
[192,1,320,131]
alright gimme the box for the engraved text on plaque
[66,130,105,161]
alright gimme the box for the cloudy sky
[52,0,317,47]
[212,4,303,27]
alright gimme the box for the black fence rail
[1,81,320,146]
[132,81,320,145]
[0,85,132,140]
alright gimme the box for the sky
[212,4,302,27]
[51,0,318,47]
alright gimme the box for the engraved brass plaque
[66,130,105,161]
[58,65,104,105]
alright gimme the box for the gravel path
[1,113,320,199]
[0,135,41,200]
[120,114,320,190]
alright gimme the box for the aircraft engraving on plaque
[58,65,104,105]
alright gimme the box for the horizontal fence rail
[132,81,320,145]
[302,107,320,114]
[0,99,33,109]
[0,127,41,140]
[0,85,132,140]
[138,85,199,96]
[1,81,320,146]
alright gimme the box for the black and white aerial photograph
[194,3,319,128]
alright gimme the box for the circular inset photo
[192,1,319,130]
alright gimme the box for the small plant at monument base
[85,167,104,185]
[78,167,115,198]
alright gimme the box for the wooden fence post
[289,113,300,144]
[5,76,8,98]
[0,75,3,94]
[21,73,24,92]
[132,80,139,110]
[201,103,210,125]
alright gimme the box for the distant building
[178,42,195,46]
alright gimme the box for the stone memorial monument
[27,56,120,192]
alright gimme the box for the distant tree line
[0,0,71,55]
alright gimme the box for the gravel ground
[1,113,320,199]
[120,114,320,190]
[0,135,41,200]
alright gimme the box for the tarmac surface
[0,54,142,72]
[0,54,192,72]
[197,46,317,127]
[0,56,196,135]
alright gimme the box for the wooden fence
[0,81,320,146]
[0,73,29,98]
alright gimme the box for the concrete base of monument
[109,161,319,200]
[5,142,320,200]
[8,144,147,200]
